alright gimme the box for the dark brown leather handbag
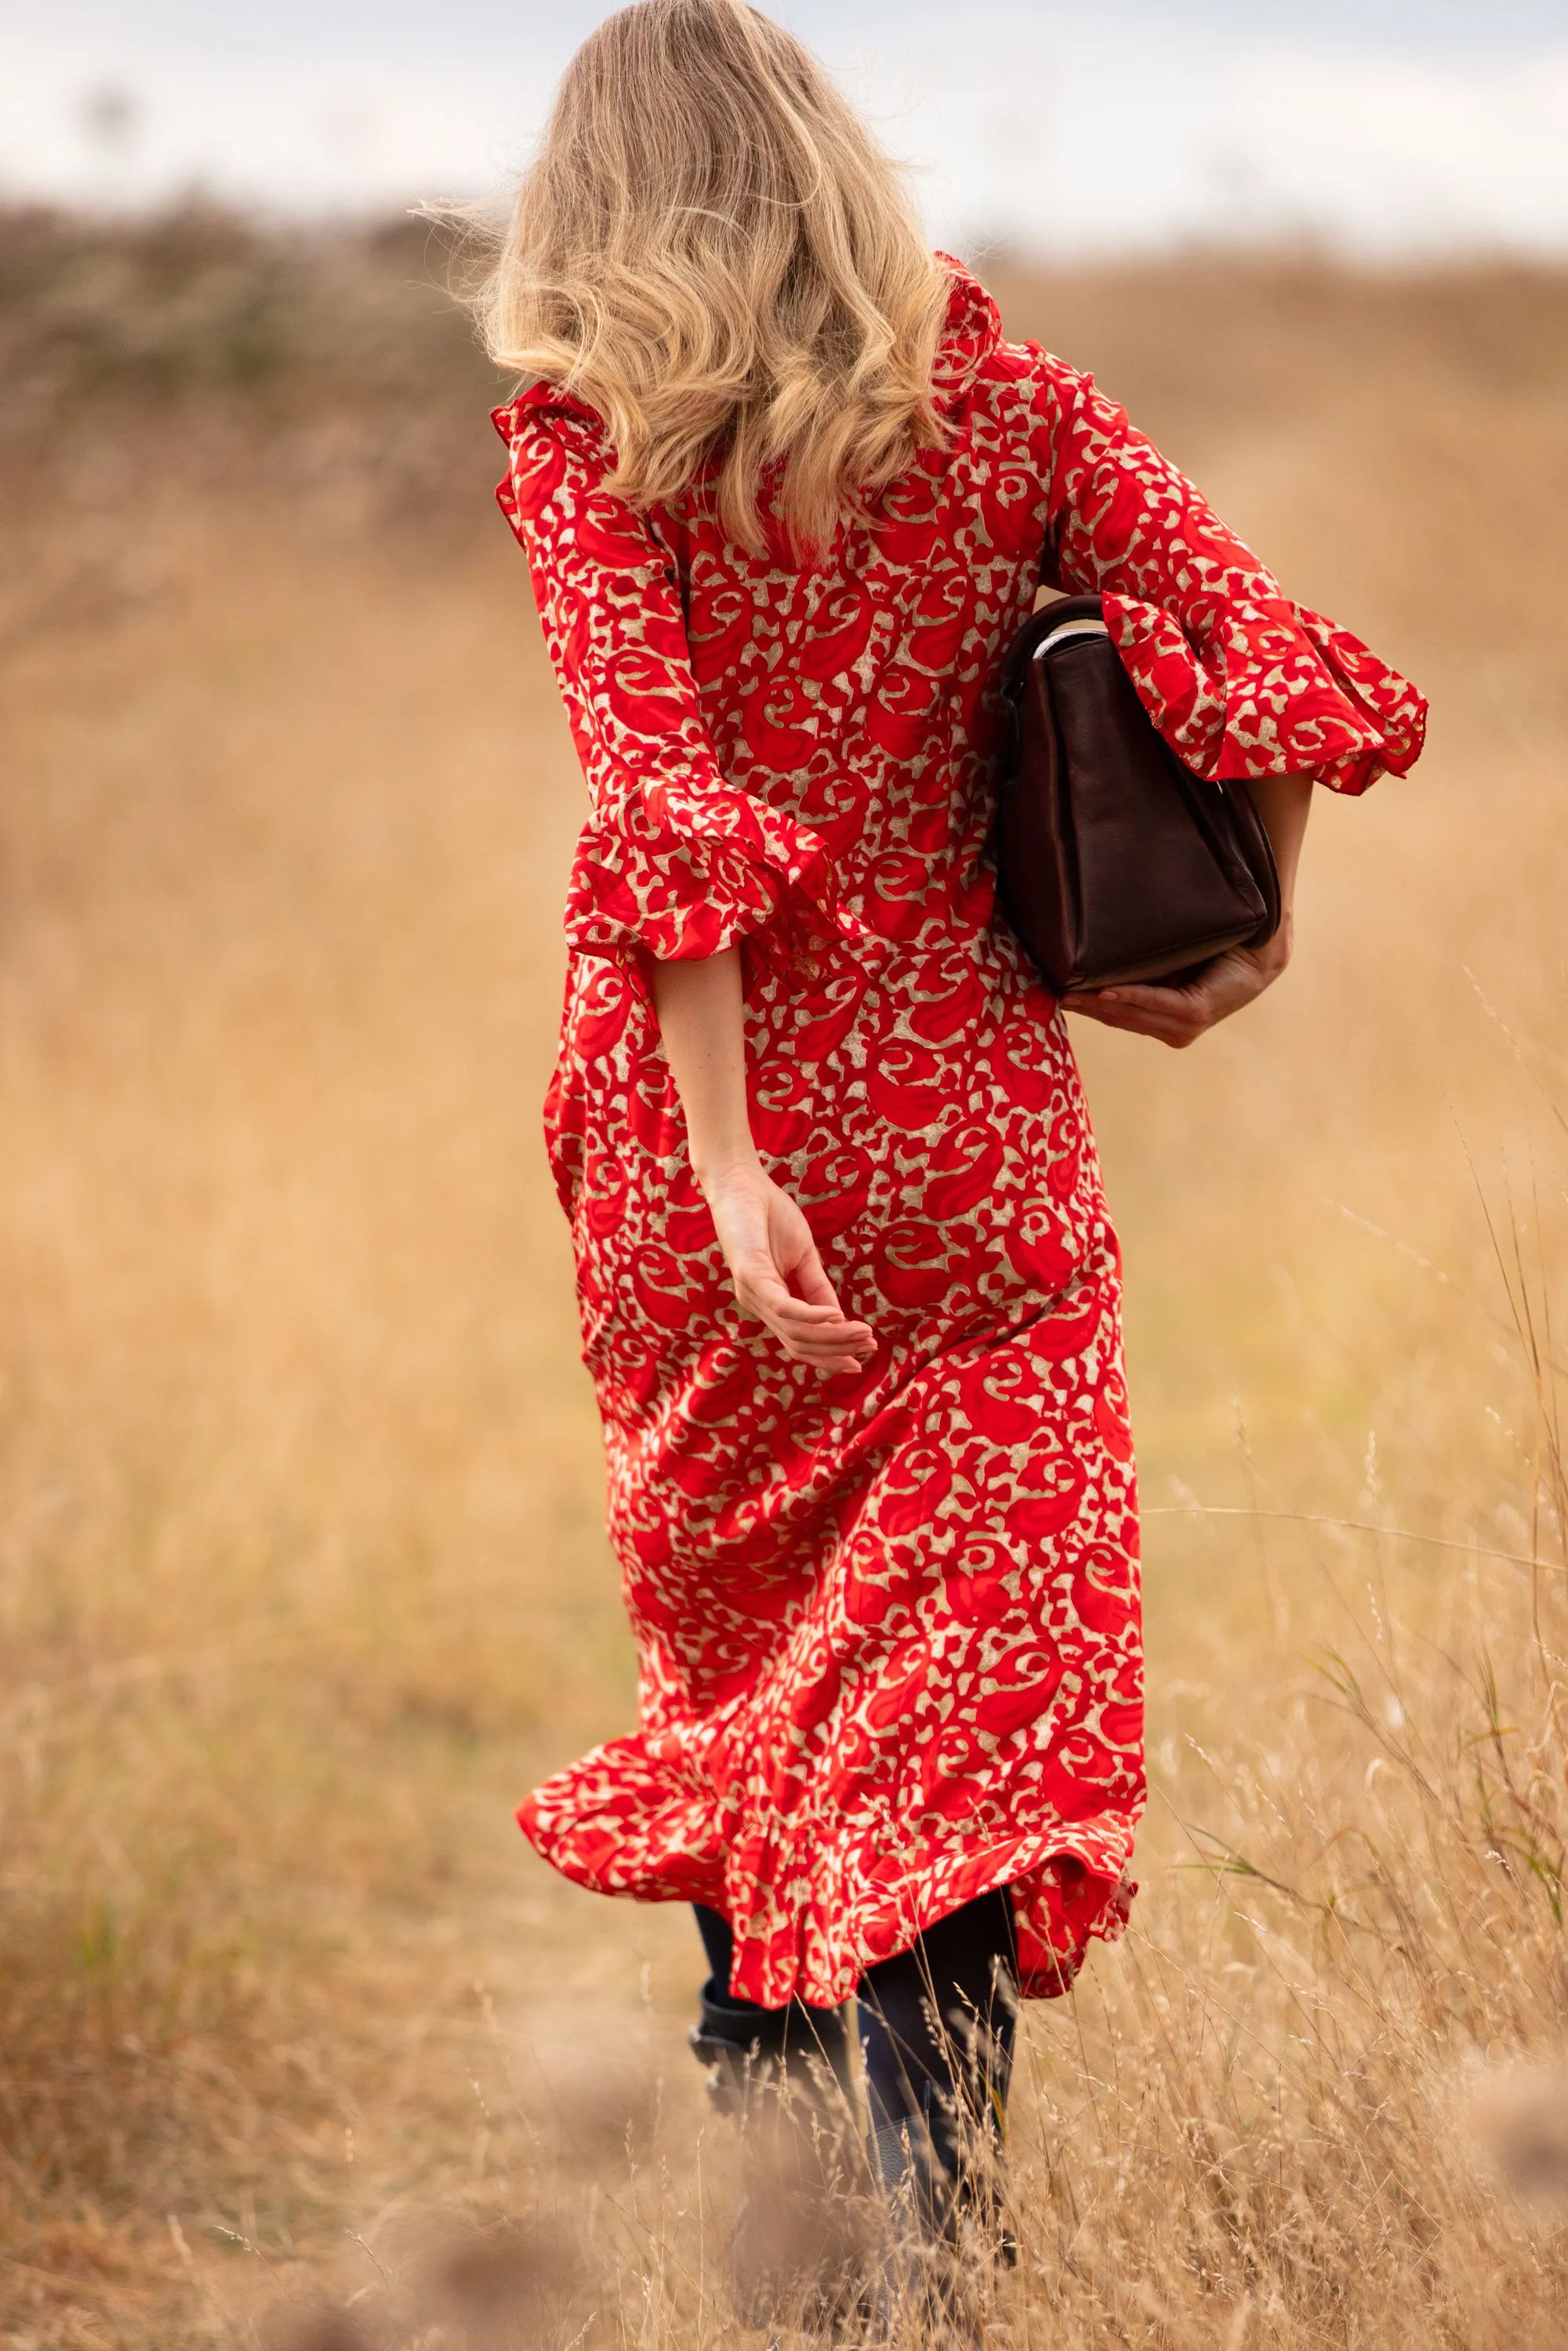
[993,593,1281,994]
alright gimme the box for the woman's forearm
[648,946,759,1192]
[1250,772,1313,934]
[648,945,873,1371]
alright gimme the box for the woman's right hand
[701,1157,876,1377]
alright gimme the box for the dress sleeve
[493,388,857,975]
[1039,362,1427,796]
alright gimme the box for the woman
[480,0,1425,2311]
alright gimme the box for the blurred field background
[2,205,1566,2348]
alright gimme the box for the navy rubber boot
[688,1977,857,2117]
[688,1979,866,2332]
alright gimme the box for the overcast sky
[4,0,1567,256]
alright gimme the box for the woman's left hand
[1062,920,1293,1049]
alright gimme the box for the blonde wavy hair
[469,0,951,554]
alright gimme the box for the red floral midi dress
[494,262,1425,2010]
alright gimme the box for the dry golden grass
[1,212,1565,2348]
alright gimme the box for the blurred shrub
[0,201,495,430]
[0,204,509,647]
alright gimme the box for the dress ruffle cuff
[1105,591,1428,797]
[564,775,869,990]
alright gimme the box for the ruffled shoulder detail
[491,378,607,446]
[930,255,1004,414]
